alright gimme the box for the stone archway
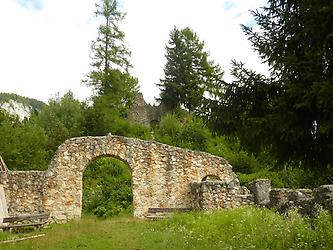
[42,135,137,221]
[0,134,251,222]
[41,134,241,221]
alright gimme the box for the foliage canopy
[209,0,333,170]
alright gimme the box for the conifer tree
[84,0,138,115]
[158,27,224,113]
[210,0,333,170]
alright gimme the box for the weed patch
[0,208,332,249]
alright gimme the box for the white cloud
[0,0,268,104]
[123,0,268,103]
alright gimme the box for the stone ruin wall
[0,134,252,222]
[127,93,166,127]
[42,135,245,221]
[191,181,253,210]
[0,171,44,216]
[0,160,333,221]
[248,179,333,215]
[190,179,332,214]
[2,134,330,222]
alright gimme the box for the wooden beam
[2,213,49,223]
[0,222,45,229]
[0,234,45,244]
[148,207,192,213]
[0,155,8,172]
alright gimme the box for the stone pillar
[0,185,8,224]
[247,179,271,206]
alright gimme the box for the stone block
[247,179,271,206]
[314,185,333,201]
[314,185,333,210]
[289,189,312,201]
[269,188,291,208]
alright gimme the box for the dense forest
[0,0,332,217]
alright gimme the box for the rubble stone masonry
[1,136,331,222]
[0,171,45,215]
[0,134,252,221]
[249,179,333,215]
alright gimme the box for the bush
[0,111,49,170]
[154,111,212,151]
[207,136,263,174]
[82,157,132,217]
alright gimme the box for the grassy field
[0,207,332,250]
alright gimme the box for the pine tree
[158,27,224,113]
[210,0,333,170]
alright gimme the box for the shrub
[154,111,211,151]
[82,157,132,217]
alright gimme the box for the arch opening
[201,175,222,182]
[82,156,133,218]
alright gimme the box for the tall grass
[0,207,332,249]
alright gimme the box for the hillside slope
[0,93,45,120]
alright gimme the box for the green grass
[0,207,332,249]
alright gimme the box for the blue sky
[0,0,267,104]
[223,1,236,11]
[16,0,43,10]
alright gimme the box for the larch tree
[84,0,138,116]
